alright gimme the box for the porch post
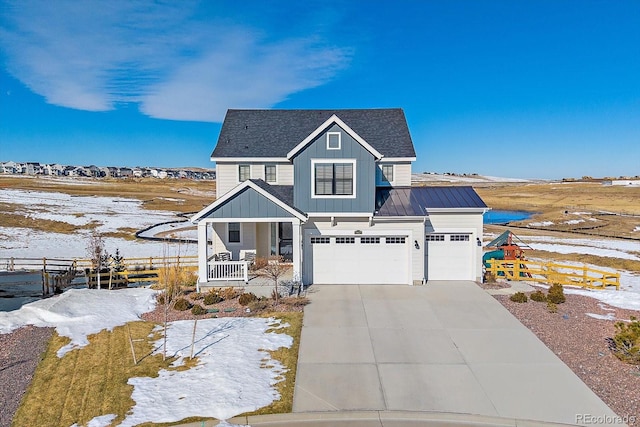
[197,221,208,292]
[292,220,302,284]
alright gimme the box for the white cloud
[0,0,350,121]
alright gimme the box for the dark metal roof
[212,109,416,159]
[375,186,488,216]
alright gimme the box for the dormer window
[326,132,341,150]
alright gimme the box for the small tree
[255,256,291,306]
[86,231,106,289]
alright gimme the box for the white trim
[265,163,278,184]
[198,217,301,224]
[426,208,489,214]
[307,212,372,217]
[379,157,416,162]
[372,216,426,221]
[326,132,341,150]
[226,222,243,245]
[311,159,357,199]
[212,157,288,162]
[287,114,383,160]
[191,180,307,223]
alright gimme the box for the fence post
[582,264,588,287]
[10,257,14,271]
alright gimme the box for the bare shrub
[255,256,291,306]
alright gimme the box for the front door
[278,222,293,261]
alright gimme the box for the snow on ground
[411,173,536,184]
[71,414,117,427]
[528,221,554,227]
[0,188,197,259]
[564,219,585,225]
[0,189,179,234]
[0,288,157,356]
[520,235,640,261]
[526,242,639,261]
[137,221,198,241]
[484,232,640,311]
[0,288,293,424]
[121,317,292,425]
[0,226,196,259]
[635,226,640,232]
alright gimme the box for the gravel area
[0,325,54,427]
[494,289,640,426]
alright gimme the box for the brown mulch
[0,326,54,427]
[494,290,640,426]
[140,291,307,323]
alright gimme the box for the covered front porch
[191,180,307,292]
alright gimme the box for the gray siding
[293,124,375,213]
[202,187,295,219]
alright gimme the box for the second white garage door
[425,233,474,280]
[307,234,410,285]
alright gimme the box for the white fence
[208,261,249,283]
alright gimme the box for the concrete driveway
[292,282,623,426]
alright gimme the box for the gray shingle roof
[212,109,416,159]
[375,186,487,216]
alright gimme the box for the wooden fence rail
[486,259,620,290]
[0,256,199,292]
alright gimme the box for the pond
[0,272,44,312]
[483,210,533,225]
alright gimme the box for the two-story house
[192,109,488,288]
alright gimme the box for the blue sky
[0,0,638,179]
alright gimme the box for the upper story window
[326,132,341,150]
[381,164,394,183]
[238,164,250,182]
[312,160,355,197]
[265,164,277,183]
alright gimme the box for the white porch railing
[208,261,249,283]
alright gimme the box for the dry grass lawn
[14,312,302,427]
[0,175,216,214]
[477,182,640,240]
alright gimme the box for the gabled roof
[375,186,488,216]
[211,109,416,160]
[191,180,305,223]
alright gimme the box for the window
[450,234,470,241]
[381,164,394,183]
[311,237,330,244]
[360,237,380,244]
[426,234,445,241]
[385,236,405,244]
[327,132,341,150]
[314,162,353,196]
[335,237,355,244]
[228,222,241,243]
[238,164,250,182]
[265,164,277,183]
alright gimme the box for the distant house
[120,167,133,178]
[192,108,488,288]
[24,162,41,175]
[1,161,20,174]
[132,168,143,178]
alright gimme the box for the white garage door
[425,233,474,280]
[308,234,409,284]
